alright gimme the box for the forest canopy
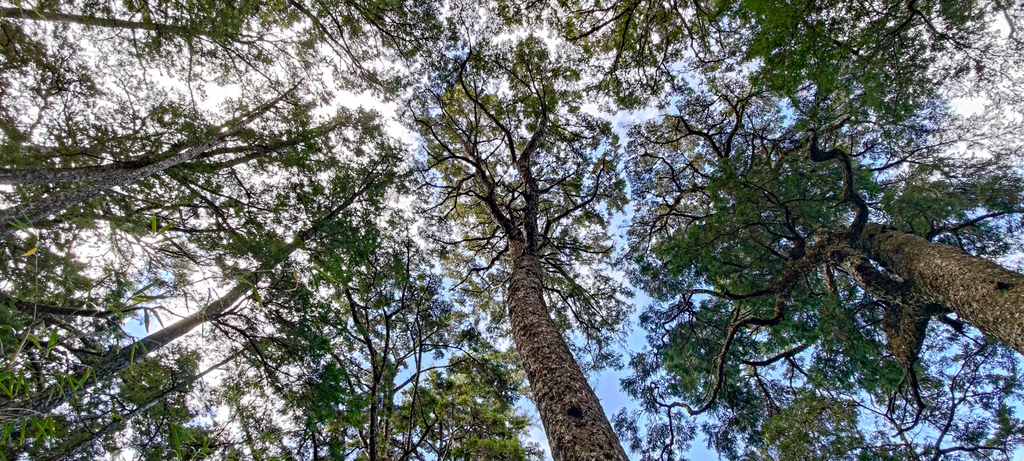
[0,0,1023,460]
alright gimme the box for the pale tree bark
[507,241,628,461]
[0,163,149,187]
[0,172,378,423]
[0,115,342,187]
[0,87,295,240]
[0,7,184,33]
[2,294,117,318]
[856,222,1024,354]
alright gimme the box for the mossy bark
[507,241,628,461]
[857,223,1024,354]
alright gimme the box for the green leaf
[157,221,175,234]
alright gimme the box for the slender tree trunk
[0,134,228,237]
[0,87,294,239]
[0,163,149,187]
[0,7,185,33]
[506,241,628,461]
[857,223,1024,353]
[0,282,250,422]
[0,129,328,186]
[45,353,237,461]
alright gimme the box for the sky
[108,74,1024,460]
[112,83,683,459]
[89,11,1024,459]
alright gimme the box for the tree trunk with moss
[507,241,629,461]
[856,223,1024,353]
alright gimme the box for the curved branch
[809,133,869,242]
[741,342,812,367]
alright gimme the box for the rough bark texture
[837,252,932,370]
[858,223,1024,354]
[507,242,628,461]
[0,164,142,186]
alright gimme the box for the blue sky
[110,82,1024,461]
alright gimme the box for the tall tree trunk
[0,87,294,239]
[448,66,628,458]
[857,223,1024,353]
[506,241,628,461]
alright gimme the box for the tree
[0,0,428,454]
[0,0,313,235]
[211,232,542,460]
[0,0,446,242]
[0,3,553,458]
[8,0,1024,459]
[0,97,405,453]
[615,47,1024,461]
[0,86,301,239]
[407,36,632,459]
[1,7,328,428]
[548,0,1024,457]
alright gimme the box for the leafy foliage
[600,4,1024,459]
[3,0,1024,459]
[407,35,631,367]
